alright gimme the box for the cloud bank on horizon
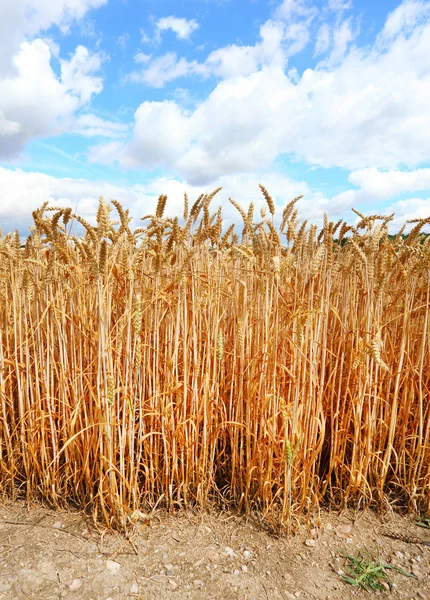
[0,0,430,235]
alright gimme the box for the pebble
[169,580,178,589]
[337,524,352,535]
[224,546,236,558]
[68,579,82,591]
[305,539,317,547]
[129,583,139,594]
[53,521,62,529]
[395,551,405,560]
[242,565,248,573]
[106,560,121,572]
[243,550,253,560]
[193,579,204,587]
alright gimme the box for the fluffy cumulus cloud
[348,167,430,198]
[387,198,430,232]
[139,16,199,47]
[0,0,106,159]
[0,40,105,159]
[60,45,104,105]
[0,0,107,74]
[104,1,430,187]
[155,16,199,41]
[332,167,430,210]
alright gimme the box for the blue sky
[1,0,430,235]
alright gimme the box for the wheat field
[0,186,429,530]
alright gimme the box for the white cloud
[314,23,331,56]
[128,0,325,88]
[128,52,205,88]
[0,0,107,158]
[327,0,352,12]
[88,140,125,164]
[140,28,152,45]
[332,167,430,208]
[276,0,318,21]
[385,197,430,232]
[60,45,105,106]
[323,18,356,65]
[378,0,430,43]
[155,16,199,41]
[21,0,107,35]
[0,0,107,75]
[0,40,105,158]
[283,22,311,56]
[75,114,129,138]
[127,17,292,86]
[349,167,430,196]
[134,52,151,64]
[122,101,191,168]
[117,33,130,48]
[0,111,22,137]
[96,1,430,184]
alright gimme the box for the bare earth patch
[0,500,429,600]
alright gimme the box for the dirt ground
[0,499,429,600]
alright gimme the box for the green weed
[340,550,417,592]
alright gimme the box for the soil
[0,500,429,600]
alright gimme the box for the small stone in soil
[106,560,121,572]
[337,525,352,535]
[68,579,82,591]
